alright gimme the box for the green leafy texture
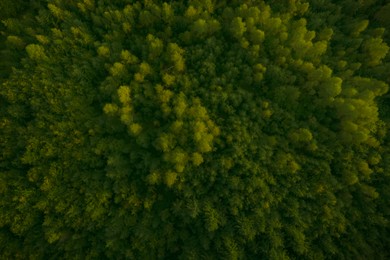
[1,0,389,259]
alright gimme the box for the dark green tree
[1,0,389,259]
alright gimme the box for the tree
[1,0,389,259]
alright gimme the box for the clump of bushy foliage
[1,0,389,259]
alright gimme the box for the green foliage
[1,0,389,259]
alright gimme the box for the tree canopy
[1,0,390,259]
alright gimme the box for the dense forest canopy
[1,0,390,259]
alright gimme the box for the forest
[1,0,390,259]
